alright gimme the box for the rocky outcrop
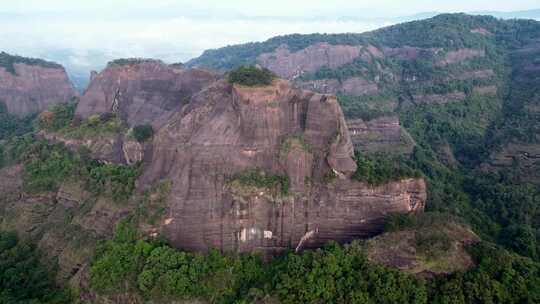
[454,69,495,80]
[366,220,480,277]
[296,77,378,97]
[437,49,485,66]
[473,85,497,95]
[140,79,426,255]
[257,43,367,79]
[382,46,441,60]
[482,143,540,184]
[75,59,218,128]
[412,91,466,105]
[348,116,415,154]
[39,131,145,165]
[0,52,77,116]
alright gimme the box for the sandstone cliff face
[348,116,416,155]
[140,79,426,254]
[257,43,366,79]
[75,60,218,128]
[296,77,379,97]
[0,59,77,116]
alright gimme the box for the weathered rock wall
[141,79,426,254]
[76,60,218,128]
[0,63,77,116]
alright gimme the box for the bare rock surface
[296,77,379,97]
[437,48,485,66]
[257,43,365,79]
[366,222,480,277]
[0,61,77,116]
[413,91,467,105]
[140,79,426,254]
[76,60,218,128]
[348,116,415,155]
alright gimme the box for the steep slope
[187,14,540,262]
[188,14,536,158]
[141,78,425,254]
[0,70,426,291]
[76,59,219,128]
[0,52,77,117]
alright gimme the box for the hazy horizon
[2,1,540,88]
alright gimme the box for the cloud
[1,15,386,63]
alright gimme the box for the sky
[1,1,539,88]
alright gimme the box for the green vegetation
[228,66,276,86]
[188,33,371,70]
[0,100,36,141]
[37,102,124,139]
[61,113,123,139]
[20,139,140,202]
[108,58,163,67]
[337,93,396,121]
[21,141,79,192]
[0,230,71,303]
[132,124,154,142]
[231,169,289,196]
[0,51,62,75]
[87,160,142,202]
[90,222,540,304]
[38,101,77,132]
[280,134,312,154]
[352,153,420,185]
[187,14,518,71]
[135,180,171,225]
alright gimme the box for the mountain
[188,13,540,261]
[188,14,540,178]
[1,12,540,304]
[139,77,425,253]
[474,9,540,20]
[0,52,77,117]
[75,59,219,128]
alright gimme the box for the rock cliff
[0,52,77,116]
[140,79,426,254]
[75,59,218,128]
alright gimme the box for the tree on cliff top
[228,66,276,86]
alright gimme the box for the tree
[132,125,154,143]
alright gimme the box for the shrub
[0,100,35,140]
[20,140,141,201]
[90,221,540,304]
[232,169,289,196]
[0,230,71,303]
[132,125,154,143]
[228,66,276,86]
[352,152,421,185]
[38,102,76,131]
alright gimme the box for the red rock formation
[257,43,365,79]
[437,49,485,66]
[296,77,378,97]
[0,56,76,117]
[348,116,415,154]
[75,59,218,128]
[141,79,426,254]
